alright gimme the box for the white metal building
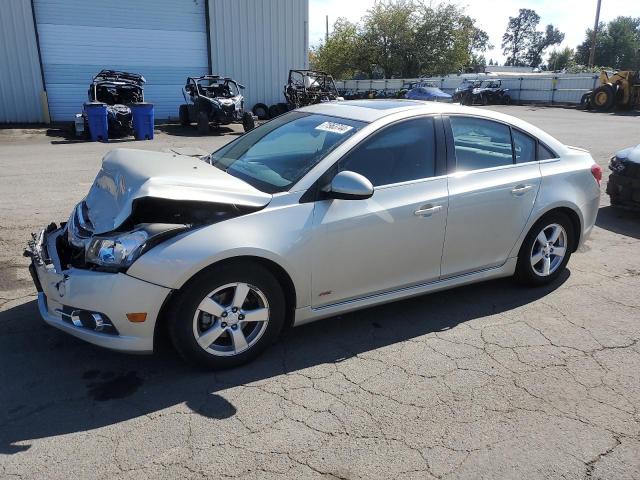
[0,0,309,123]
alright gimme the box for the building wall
[208,0,309,110]
[0,0,46,123]
[33,0,209,121]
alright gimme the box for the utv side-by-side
[86,70,145,137]
[179,75,255,134]
[283,69,342,108]
[462,80,512,106]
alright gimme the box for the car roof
[297,100,568,154]
[299,99,508,122]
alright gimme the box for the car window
[450,117,513,171]
[210,112,365,193]
[538,143,557,160]
[338,117,436,187]
[513,130,537,163]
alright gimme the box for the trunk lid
[84,148,271,234]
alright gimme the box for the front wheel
[169,263,286,369]
[242,111,255,132]
[197,111,210,135]
[179,104,190,126]
[514,212,574,286]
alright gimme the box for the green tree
[359,0,418,78]
[527,24,564,67]
[309,0,491,79]
[309,18,364,78]
[547,47,574,71]
[575,17,640,69]
[502,9,541,66]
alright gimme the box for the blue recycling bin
[84,102,108,142]
[131,102,154,140]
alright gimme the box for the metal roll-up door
[33,0,209,121]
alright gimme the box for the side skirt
[293,258,518,327]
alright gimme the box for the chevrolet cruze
[26,100,601,368]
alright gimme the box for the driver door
[311,116,448,307]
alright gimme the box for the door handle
[414,204,442,216]
[511,184,533,196]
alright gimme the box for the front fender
[126,198,315,308]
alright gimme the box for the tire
[268,104,280,119]
[514,212,574,287]
[591,84,615,111]
[252,103,270,120]
[580,92,592,110]
[197,111,210,135]
[277,102,289,115]
[242,111,255,132]
[169,262,286,369]
[179,104,190,126]
[502,94,512,105]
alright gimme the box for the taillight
[591,164,602,186]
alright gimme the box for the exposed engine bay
[54,148,271,271]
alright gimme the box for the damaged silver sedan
[26,100,600,368]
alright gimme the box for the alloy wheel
[530,223,567,277]
[192,282,270,356]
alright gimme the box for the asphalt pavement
[0,107,639,479]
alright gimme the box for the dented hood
[84,148,272,234]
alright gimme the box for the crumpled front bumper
[26,227,172,354]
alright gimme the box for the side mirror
[324,171,374,200]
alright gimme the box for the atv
[465,80,511,106]
[179,75,255,134]
[283,69,343,109]
[452,79,481,104]
[85,70,145,137]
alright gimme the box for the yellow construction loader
[582,70,640,111]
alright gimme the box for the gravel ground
[0,106,639,479]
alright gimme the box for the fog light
[126,312,147,323]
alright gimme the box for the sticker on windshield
[315,121,354,134]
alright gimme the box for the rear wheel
[514,212,574,286]
[242,111,255,132]
[591,84,615,111]
[169,263,286,369]
[502,94,512,105]
[197,111,210,135]
[179,104,190,126]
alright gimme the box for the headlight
[86,224,187,269]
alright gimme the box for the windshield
[210,112,366,193]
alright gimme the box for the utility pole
[588,0,602,67]
[325,15,329,43]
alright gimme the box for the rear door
[441,115,541,277]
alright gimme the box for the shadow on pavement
[155,123,236,138]
[596,205,640,240]
[0,271,568,453]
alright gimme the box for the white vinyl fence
[335,73,601,104]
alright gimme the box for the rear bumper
[27,227,172,354]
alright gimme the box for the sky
[309,0,640,64]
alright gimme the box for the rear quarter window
[538,143,558,160]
